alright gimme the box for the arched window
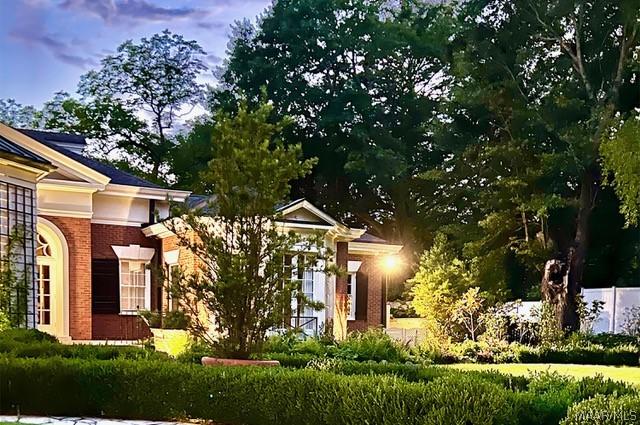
[36,233,52,257]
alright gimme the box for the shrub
[562,395,640,425]
[329,329,410,362]
[582,333,639,348]
[175,339,217,364]
[0,340,169,361]
[0,356,531,425]
[516,343,639,366]
[0,328,58,344]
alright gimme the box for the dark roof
[0,135,51,166]
[275,198,305,212]
[353,232,389,244]
[20,129,86,146]
[17,129,163,189]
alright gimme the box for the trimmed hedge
[1,357,523,425]
[0,356,634,425]
[562,395,640,425]
[0,340,169,361]
[517,344,639,366]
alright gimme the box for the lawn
[448,363,640,385]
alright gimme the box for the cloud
[10,27,97,68]
[196,21,227,31]
[60,0,207,24]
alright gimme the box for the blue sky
[0,0,271,107]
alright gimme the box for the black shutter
[355,268,368,321]
[92,259,120,314]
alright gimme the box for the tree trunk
[541,166,597,332]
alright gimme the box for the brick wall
[41,215,92,340]
[92,314,152,340]
[347,254,384,332]
[91,223,159,340]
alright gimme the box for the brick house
[0,124,401,341]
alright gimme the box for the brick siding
[41,215,92,340]
[347,253,384,331]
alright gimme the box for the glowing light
[382,255,400,272]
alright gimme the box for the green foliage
[0,227,30,328]
[622,306,640,337]
[562,395,640,425]
[169,99,322,358]
[215,0,455,248]
[409,234,478,342]
[262,329,411,363]
[601,117,640,226]
[575,295,605,334]
[535,302,565,347]
[0,328,58,344]
[331,329,410,363]
[140,310,190,330]
[0,356,557,424]
[0,330,167,361]
[452,287,487,341]
[3,356,634,425]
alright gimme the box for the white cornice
[102,183,190,201]
[348,241,403,256]
[37,208,93,219]
[39,178,104,193]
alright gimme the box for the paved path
[0,416,187,425]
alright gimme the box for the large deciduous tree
[212,0,453,251]
[78,30,207,181]
[431,0,639,329]
[168,100,325,358]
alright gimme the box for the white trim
[348,260,362,273]
[276,221,334,231]
[117,259,152,313]
[163,249,180,265]
[112,244,156,261]
[0,174,38,189]
[37,208,93,219]
[142,222,176,239]
[36,218,70,340]
[91,219,146,227]
[0,158,52,179]
[39,179,104,193]
[102,183,190,202]
[347,272,357,321]
[348,242,403,256]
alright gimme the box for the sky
[0,0,271,107]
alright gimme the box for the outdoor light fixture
[382,255,400,273]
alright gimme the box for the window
[0,182,37,328]
[286,254,317,332]
[37,264,51,325]
[347,273,356,320]
[119,260,148,313]
[111,245,155,314]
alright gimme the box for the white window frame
[347,272,357,320]
[112,244,155,315]
[347,261,362,321]
[163,249,180,311]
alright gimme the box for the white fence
[582,287,640,334]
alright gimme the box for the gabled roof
[0,135,52,168]
[18,129,162,189]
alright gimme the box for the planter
[150,328,190,357]
[201,357,281,367]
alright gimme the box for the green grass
[447,363,640,385]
